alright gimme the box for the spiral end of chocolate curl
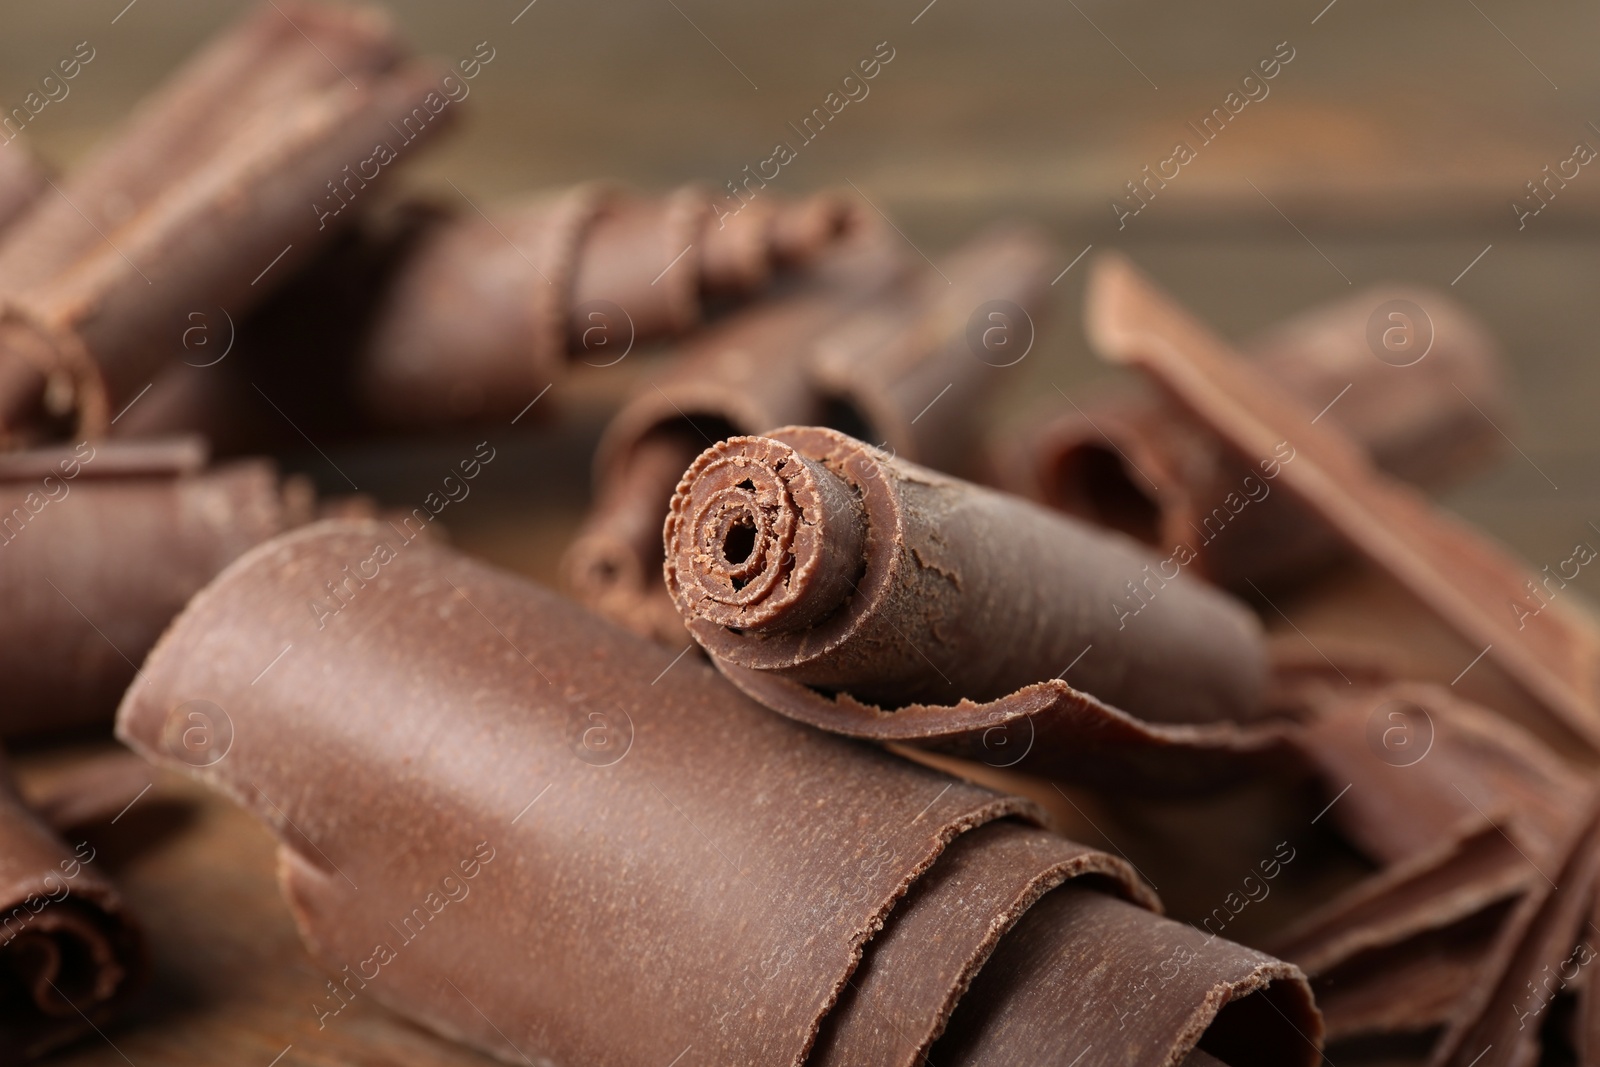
[665,435,868,635]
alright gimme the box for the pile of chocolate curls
[0,5,1592,1067]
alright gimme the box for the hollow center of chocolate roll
[720,515,757,567]
[666,436,868,634]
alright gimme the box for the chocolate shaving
[811,819,1160,1067]
[116,521,1317,1067]
[664,425,1296,786]
[0,751,143,1061]
[1269,682,1589,1051]
[567,225,1053,640]
[807,223,1055,476]
[1309,901,1513,1042]
[1429,792,1600,1066]
[1271,824,1530,978]
[0,440,335,736]
[929,886,1321,1067]
[1282,682,1581,866]
[19,751,153,836]
[1001,284,1506,587]
[566,258,903,642]
[352,185,863,427]
[111,187,870,448]
[1083,252,1600,751]
[0,2,450,447]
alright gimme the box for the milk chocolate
[1271,682,1588,1049]
[1003,286,1506,589]
[112,187,869,448]
[353,185,863,427]
[807,223,1056,476]
[931,886,1321,1067]
[116,522,1318,1066]
[1429,793,1600,1066]
[1084,252,1600,751]
[563,230,908,640]
[0,440,323,736]
[0,2,449,446]
[568,227,1056,641]
[0,753,142,1062]
[664,426,1290,786]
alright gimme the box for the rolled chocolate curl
[351,184,863,427]
[1085,253,1600,752]
[0,2,451,447]
[562,430,709,642]
[929,886,1319,1067]
[0,439,329,737]
[664,426,1287,787]
[0,753,142,1062]
[112,187,870,448]
[1002,285,1507,589]
[807,223,1056,477]
[810,819,1161,1067]
[116,522,1318,1066]
[567,226,1055,642]
[562,234,910,642]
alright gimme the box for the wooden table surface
[4,1,1597,1064]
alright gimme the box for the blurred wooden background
[3,1,1596,1063]
[4,0,1596,572]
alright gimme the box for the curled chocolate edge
[116,521,1320,1066]
[0,753,144,1061]
[997,284,1509,591]
[664,425,1297,789]
[0,438,352,737]
[566,225,1055,643]
[0,2,451,447]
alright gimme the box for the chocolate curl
[561,430,707,642]
[563,234,908,641]
[352,185,863,426]
[664,426,1291,787]
[1084,252,1600,751]
[567,227,1053,642]
[811,820,1160,1067]
[1271,825,1526,985]
[0,2,451,447]
[19,752,153,837]
[1580,898,1600,1063]
[808,225,1056,476]
[1429,794,1600,1066]
[1286,683,1580,867]
[0,754,143,1061]
[1304,903,1511,1045]
[1247,286,1507,489]
[0,146,45,240]
[1002,285,1507,589]
[0,439,326,737]
[116,522,1316,1066]
[1267,683,1585,1046]
[930,887,1321,1067]
[0,5,401,294]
